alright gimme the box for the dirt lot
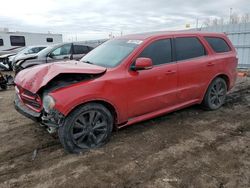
[0,77,250,188]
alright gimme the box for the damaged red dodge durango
[14,31,238,153]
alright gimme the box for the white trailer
[0,29,62,51]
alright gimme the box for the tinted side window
[175,37,206,61]
[73,45,90,54]
[47,38,53,42]
[205,37,231,53]
[139,39,172,65]
[51,44,72,56]
[10,36,25,46]
[0,39,3,46]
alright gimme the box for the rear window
[10,36,25,46]
[205,37,231,53]
[175,37,206,61]
[0,39,3,46]
[73,45,90,54]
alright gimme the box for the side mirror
[132,57,153,71]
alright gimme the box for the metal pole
[196,18,199,30]
[230,8,232,24]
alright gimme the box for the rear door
[127,38,178,118]
[72,45,91,60]
[174,36,215,103]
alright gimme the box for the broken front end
[14,85,65,134]
[14,61,106,134]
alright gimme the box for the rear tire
[58,103,113,154]
[203,77,227,110]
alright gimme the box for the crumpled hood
[16,54,38,61]
[15,60,107,93]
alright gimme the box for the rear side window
[73,45,90,54]
[205,37,231,53]
[0,39,3,46]
[175,37,206,61]
[139,39,172,65]
[10,36,25,46]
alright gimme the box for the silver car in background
[14,42,94,74]
[10,45,47,66]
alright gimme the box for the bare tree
[241,13,250,23]
[202,12,250,28]
[231,13,240,24]
[203,18,211,27]
[219,18,224,25]
[212,18,219,26]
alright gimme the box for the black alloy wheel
[58,103,113,153]
[203,77,227,110]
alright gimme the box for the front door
[126,38,178,119]
[47,43,72,63]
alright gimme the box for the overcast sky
[0,0,249,41]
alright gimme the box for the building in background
[198,22,250,68]
[0,28,62,52]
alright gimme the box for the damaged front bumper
[14,95,65,132]
[15,95,41,122]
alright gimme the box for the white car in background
[0,45,47,71]
[10,45,47,66]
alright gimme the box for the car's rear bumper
[14,95,41,122]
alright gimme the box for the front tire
[58,103,113,154]
[203,77,227,110]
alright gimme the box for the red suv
[14,31,238,153]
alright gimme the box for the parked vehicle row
[14,31,238,153]
[0,47,24,71]
[0,46,47,71]
[0,42,94,72]
[11,46,47,66]
[13,42,93,74]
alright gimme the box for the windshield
[80,39,142,67]
[16,47,30,55]
[17,46,46,55]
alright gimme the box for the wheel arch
[66,99,119,127]
[216,74,230,90]
[202,73,230,102]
